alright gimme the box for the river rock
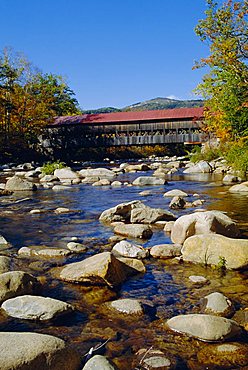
[134,348,177,370]
[167,314,241,342]
[183,161,212,173]
[67,242,87,253]
[229,181,248,193]
[139,190,152,196]
[0,332,80,370]
[105,298,144,315]
[116,256,146,275]
[0,271,39,303]
[112,240,148,259]
[0,256,11,273]
[40,174,59,182]
[79,168,116,180]
[5,176,37,191]
[163,189,188,197]
[197,343,248,368]
[222,174,241,184]
[33,248,71,258]
[82,355,116,370]
[201,292,234,317]
[189,275,209,285]
[171,210,239,245]
[232,308,248,330]
[92,178,111,186]
[54,167,79,180]
[111,180,122,187]
[55,207,71,214]
[99,200,144,223]
[0,235,8,245]
[169,196,186,209]
[125,163,151,172]
[182,234,248,269]
[114,223,153,239]
[0,189,13,196]
[52,185,72,190]
[60,251,127,287]
[130,205,176,224]
[150,244,182,259]
[164,221,175,233]
[1,295,74,320]
[133,176,166,186]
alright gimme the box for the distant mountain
[82,97,204,114]
[123,97,204,111]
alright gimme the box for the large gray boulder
[0,332,80,370]
[112,240,148,259]
[54,167,79,180]
[182,234,248,270]
[114,223,153,239]
[0,271,39,303]
[79,168,116,180]
[83,355,116,370]
[183,161,212,173]
[171,210,239,245]
[60,252,127,287]
[99,200,144,223]
[1,295,74,321]
[167,314,241,342]
[132,176,166,186]
[5,176,37,191]
[130,205,176,224]
[229,181,248,193]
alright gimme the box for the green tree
[194,0,248,140]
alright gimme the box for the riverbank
[0,156,247,369]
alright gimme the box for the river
[0,164,247,369]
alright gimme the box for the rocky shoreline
[0,156,247,369]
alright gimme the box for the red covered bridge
[43,107,205,152]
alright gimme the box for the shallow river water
[0,165,247,369]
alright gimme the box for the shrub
[41,160,66,175]
[224,140,248,175]
[189,145,222,163]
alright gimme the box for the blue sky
[0,0,209,109]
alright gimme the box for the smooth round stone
[30,209,41,214]
[111,181,122,187]
[52,185,71,191]
[34,248,71,257]
[67,242,87,253]
[139,190,152,196]
[112,240,148,259]
[82,355,116,370]
[108,298,143,315]
[167,314,241,342]
[54,207,70,214]
[143,356,171,368]
[201,292,234,317]
[1,295,74,320]
[189,275,209,285]
[163,189,188,197]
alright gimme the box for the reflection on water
[0,168,247,369]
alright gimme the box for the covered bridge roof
[52,107,204,126]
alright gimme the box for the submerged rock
[171,210,239,245]
[134,348,177,370]
[82,355,117,370]
[182,234,248,269]
[167,314,241,342]
[0,332,80,370]
[163,189,188,197]
[229,181,248,193]
[197,342,248,368]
